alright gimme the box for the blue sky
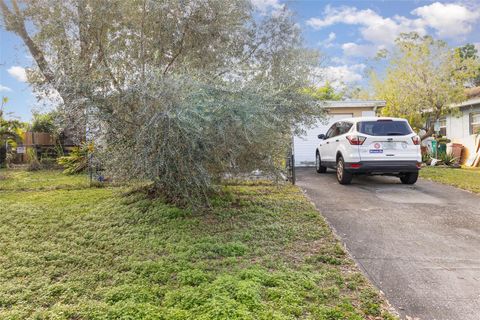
[1,0,480,121]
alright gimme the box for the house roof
[323,100,386,109]
[466,86,480,99]
[455,87,480,108]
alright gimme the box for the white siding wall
[446,105,480,160]
[293,114,353,166]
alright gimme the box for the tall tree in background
[372,32,479,138]
[1,0,323,205]
[302,83,343,101]
[457,43,480,86]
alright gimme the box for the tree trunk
[420,125,434,141]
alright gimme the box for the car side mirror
[318,134,326,140]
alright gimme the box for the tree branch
[163,23,188,75]
[1,0,56,84]
[96,31,122,93]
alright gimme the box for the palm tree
[0,97,21,166]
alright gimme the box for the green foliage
[373,32,479,135]
[26,148,41,171]
[29,111,58,133]
[422,151,433,164]
[457,43,480,86]
[302,83,343,101]
[437,152,458,166]
[0,96,21,166]
[0,170,396,319]
[177,269,210,286]
[458,43,478,60]
[57,144,89,174]
[436,137,451,145]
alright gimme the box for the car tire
[400,172,418,184]
[316,152,327,173]
[336,156,353,185]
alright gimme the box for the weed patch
[0,170,396,319]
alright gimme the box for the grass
[420,166,480,193]
[0,169,396,319]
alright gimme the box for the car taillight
[346,135,366,145]
[411,136,420,145]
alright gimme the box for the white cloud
[330,57,347,64]
[474,43,480,53]
[8,66,27,82]
[306,3,479,46]
[319,63,366,89]
[319,32,336,48]
[251,0,283,13]
[0,84,12,92]
[307,6,427,46]
[307,5,382,29]
[341,42,383,57]
[411,2,480,37]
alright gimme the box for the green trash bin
[438,143,446,154]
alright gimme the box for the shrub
[438,152,458,166]
[26,148,41,171]
[57,143,90,174]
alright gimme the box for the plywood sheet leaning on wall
[466,135,480,167]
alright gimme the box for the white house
[293,100,385,167]
[442,87,480,165]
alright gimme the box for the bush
[26,148,41,171]
[100,77,322,207]
[57,144,90,174]
[438,152,458,166]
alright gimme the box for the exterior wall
[327,107,378,117]
[446,104,480,164]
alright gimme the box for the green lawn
[0,170,396,319]
[420,166,480,193]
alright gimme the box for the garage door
[293,114,353,166]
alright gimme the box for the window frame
[356,120,413,136]
[439,117,447,136]
[470,112,480,135]
[339,121,353,135]
[325,123,337,139]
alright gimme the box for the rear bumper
[345,161,420,173]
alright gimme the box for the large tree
[1,0,322,205]
[457,43,480,86]
[372,32,479,138]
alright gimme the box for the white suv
[315,117,422,185]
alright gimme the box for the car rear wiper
[386,132,404,136]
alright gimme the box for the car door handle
[335,139,339,142]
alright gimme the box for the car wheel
[336,156,353,185]
[316,152,327,173]
[400,172,418,184]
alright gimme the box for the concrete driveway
[296,168,480,320]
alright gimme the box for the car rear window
[357,120,412,136]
